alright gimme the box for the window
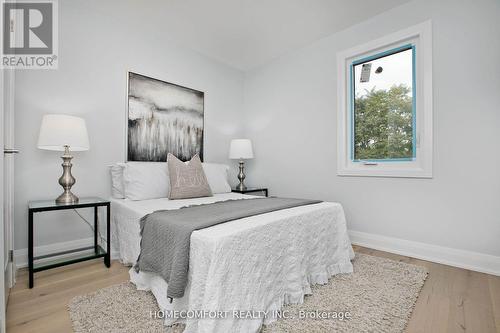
[352,45,415,162]
[337,21,433,178]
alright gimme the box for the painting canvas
[127,72,204,162]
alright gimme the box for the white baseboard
[349,230,500,276]
[14,237,119,269]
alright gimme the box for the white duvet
[111,193,354,333]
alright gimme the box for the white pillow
[110,163,125,199]
[123,162,169,200]
[202,163,231,194]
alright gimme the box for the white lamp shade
[229,139,254,159]
[37,114,90,151]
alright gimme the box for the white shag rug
[68,253,427,333]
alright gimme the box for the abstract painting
[127,72,204,162]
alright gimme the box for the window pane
[352,46,414,161]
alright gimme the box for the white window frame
[337,21,433,178]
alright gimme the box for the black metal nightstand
[28,197,110,288]
[231,187,268,197]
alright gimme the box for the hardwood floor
[354,246,500,333]
[6,247,500,333]
[6,259,130,333]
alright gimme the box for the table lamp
[229,139,254,191]
[37,114,90,204]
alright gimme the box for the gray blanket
[134,197,322,299]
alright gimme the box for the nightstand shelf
[231,187,268,197]
[33,245,107,272]
[28,197,110,288]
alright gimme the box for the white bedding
[111,193,258,264]
[111,193,354,333]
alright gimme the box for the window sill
[337,166,432,179]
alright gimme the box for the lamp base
[55,145,79,204]
[56,191,79,204]
[237,160,247,191]
[236,183,247,191]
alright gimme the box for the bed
[110,192,354,333]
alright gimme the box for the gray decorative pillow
[167,154,213,200]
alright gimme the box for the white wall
[14,1,244,250]
[243,0,500,258]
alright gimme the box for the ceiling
[120,0,411,71]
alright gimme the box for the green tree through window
[354,85,413,160]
